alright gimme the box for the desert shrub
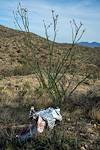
[13,3,92,107]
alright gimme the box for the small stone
[67,118,70,121]
[93,124,96,128]
[80,146,86,150]
[85,144,88,149]
[87,127,93,133]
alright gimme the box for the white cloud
[0,0,100,42]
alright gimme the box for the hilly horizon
[0,24,100,47]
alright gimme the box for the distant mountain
[78,42,100,48]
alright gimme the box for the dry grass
[0,74,100,118]
[0,74,53,107]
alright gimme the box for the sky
[0,0,100,43]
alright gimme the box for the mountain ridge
[78,42,100,48]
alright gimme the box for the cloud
[0,0,100,42]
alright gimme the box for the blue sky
[0,0,100,43]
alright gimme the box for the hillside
[0,25,100,78]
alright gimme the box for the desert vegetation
[0,3,100,150]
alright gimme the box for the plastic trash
[37,116,46,133]
[30,107,62,129]
[16,107,62,143]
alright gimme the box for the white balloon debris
[16,106,62,143]
[29,107,62,130]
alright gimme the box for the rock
[67,118,71,121]
[93,124,96,128]
[87,127,94,133]
[80,146,86,150]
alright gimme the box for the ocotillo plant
[13,3,90,106]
